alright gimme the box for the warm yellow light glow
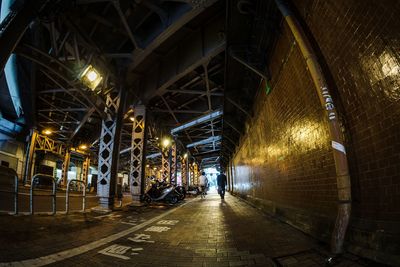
[86,70,98,82]
[183,153,188,159]
[129,116,135,122]
[146,164,150,168]
[43,129,52,135]
[162,138,171,148]
[153,167,157,170]
[79,144,88,150]
[80,65,103,90]
[155,137,159,140]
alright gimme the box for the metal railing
[0,166,19,214]
[30,174,56,215]
[66,179,86,214]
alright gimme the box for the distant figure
[198,172,208,198]
[217,172,227,199]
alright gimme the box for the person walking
[217,171,227,199]
[198,171,208,198]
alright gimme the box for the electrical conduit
[273,0,352,255]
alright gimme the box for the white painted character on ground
[157,220,179,225]
[98,244,143,260]
[145,226,171,232]
[128,233,155,243]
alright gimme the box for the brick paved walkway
[0,192,387,266]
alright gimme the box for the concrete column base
[91,197,114,213]
[129,194,145,207]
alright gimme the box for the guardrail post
[30,174,56,215]
[66,179,86,214]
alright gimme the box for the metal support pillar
[82,157,90,189]
[194,162,199,185]
[189,161,195,186]
[226,162,231,192]
[170,142,177,185]
[129,106,146,201]
[230,161,234,193]
[60,149,71,187]
[161,147,171,182]
[97,91,124,210]
[23,129,38,185]
[181,156,188,189]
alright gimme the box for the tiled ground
[0,192,388,266]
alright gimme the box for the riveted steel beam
[171,109,222,134]
[140,14,225,102]
[128,0,219,72]
[187,136,221,148]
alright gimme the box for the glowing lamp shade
[162,138,171,148]
[43,129,52,135]
[80,65,103,90]
[79,144,88,150]
[129,116,135,122]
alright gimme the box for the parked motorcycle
[175,186,186,200]
[143,180,179,204]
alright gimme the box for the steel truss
[97,91,122,208]
[161,148,171,183]
[181,156,188,189]
[129,106,146,201]
[60,149,71,187]
[170,142,177,185]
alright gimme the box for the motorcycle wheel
[168,196,178,204]
[179,193,186,200]
[144,195,152,204]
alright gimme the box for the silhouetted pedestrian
[217,172,227,199]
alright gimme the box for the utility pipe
[273,0,351,255]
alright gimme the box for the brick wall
[230,0,400,264]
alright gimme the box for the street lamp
[162,137,171,148]
[79,144,88,150]
[43,129,52,135]
[80,65,103,91]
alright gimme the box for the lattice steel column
[161,148,171,182]
[189,161,195,186]
[129,106,146,201]
[82,157,90,187]
[227,161,231,192]
[60,149,71,187]
[97,91,124,209]
[181,156,188,189]
[23,129,38,185]
[230,160,235,192]
[194,162,199,185]
[170,142,177,185]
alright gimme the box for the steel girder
[127,0,220,72]
[97,90,124,209]
[139,14,226,102]
[129,106,147,201]
[170,142,177,185]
